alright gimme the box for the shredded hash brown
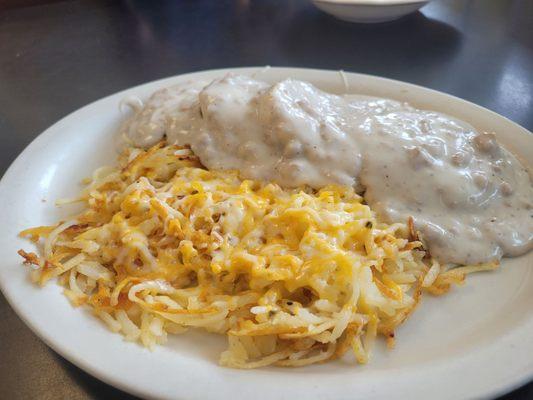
[19,143,498,368]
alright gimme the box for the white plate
[0,67,532,400]
[311,0,430,23]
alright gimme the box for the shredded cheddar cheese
[18,143,498,368]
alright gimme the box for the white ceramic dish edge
[312,0,429,23]
[315,0,427,5]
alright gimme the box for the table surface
[0,0,532,399]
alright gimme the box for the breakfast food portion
[19,74,532,368]
[122,75,533,265]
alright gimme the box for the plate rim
[312,0,428,7]
[0,66,532,400]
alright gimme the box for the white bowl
[311,0,430,23]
